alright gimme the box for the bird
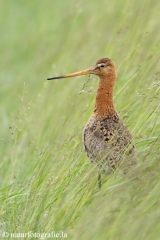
[47,58,137,188]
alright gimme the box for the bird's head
[47,58,115,80]
[91,58,115,77]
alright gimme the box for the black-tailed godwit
[47,58,137,188]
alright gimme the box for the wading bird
[47,58,137,188]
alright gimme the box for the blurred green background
[0,0,160,239]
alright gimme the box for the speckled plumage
[83,113,136,174]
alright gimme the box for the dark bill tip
[47,75,65,80]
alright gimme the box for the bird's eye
[98,63,105,68]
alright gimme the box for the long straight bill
[47,68,93,80]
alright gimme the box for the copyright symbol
[2,232,9,238]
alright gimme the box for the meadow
[0,0,160,239]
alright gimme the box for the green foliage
[0,0,160,239]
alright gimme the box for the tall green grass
[0,0,160,239]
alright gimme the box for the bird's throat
[94,76,116,117]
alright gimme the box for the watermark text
[1,231,67,239]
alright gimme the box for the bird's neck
[94,73,117,118]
